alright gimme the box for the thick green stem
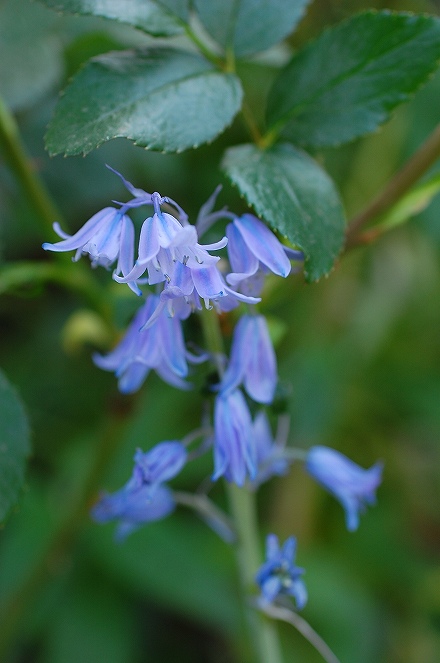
[227,484,284,663]
[0,95,63,237]
[345,122,440,248]
[199,307,284,663]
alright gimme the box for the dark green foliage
[266,11,440,147]
[0,370,31,522]
[46,49,243,156]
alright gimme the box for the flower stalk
[200,306,284,663]
[345,122,440,248]
[0,95,62,237]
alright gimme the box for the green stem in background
[258,602,341,663]
[345,122,440,248]
[241,101,264,146]
[0,405,134,660]
[0,95,62,237]
[0,260,113,326]
[0,96,117,326]
[184,23,224,68]
[199,307,284,663]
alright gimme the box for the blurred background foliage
[1,0,440,661]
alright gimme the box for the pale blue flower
[226,214,293,289]
[43,207,134,268]
[213,389,257,487]
[217,314,277,404]
[93,294,192,393]
[255,534,307,608]
[132,441,187,498]
[91,440,186,539]
[305,446,383,531]
[114,191,227,287]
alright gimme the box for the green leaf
[222,143,346,281]
[45,48,243,156]
[0,369,31,522]
[193,0,310,58]
[0,0,62,111]
[39,0,185,37]
[266,11,440,148]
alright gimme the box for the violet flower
[43,207,134,269]
[114,192,227,289]
[305,446,383,531]
[226,214,293,293]
[91,441,186,540]
[255,534,307,608]
[93,294,192,393]
[217,314,277,404]
[212,389,257,487]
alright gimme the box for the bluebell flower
[252,411,289,486]
[114,191,226,285]
[43,207,135,268]
[132,441,187,498]
[305,446,383,531]
[92,484,175,540]
[255,534,307,608]
[91,440,186,539]
[226,214,294,295]
[93,294,192,393]
[212,389,257,487]
[217,314,277,404]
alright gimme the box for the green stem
[0,95,63,237]
[345,122,440,248]
[0,260,113,325]
[199,307,284,663]
[184,24,224,68]
[241,101,264,146]
[227,484,284,663]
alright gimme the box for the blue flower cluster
[43,169,383,594]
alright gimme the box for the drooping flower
[226,214,299,296]
[217,314,277,404]
[132,441,187,499]
[91,440,187,540]
[43,207,135,268]
[255,534,307,608]
[252,411,289,486]
[93,294,192,393]
[212,389,257,487]
[92,484,175,540]
[114,191,227,289]
[305,446,383,531]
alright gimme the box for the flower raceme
[255,534,307,609]
[305,446,383,531]
[43,168,303,308]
